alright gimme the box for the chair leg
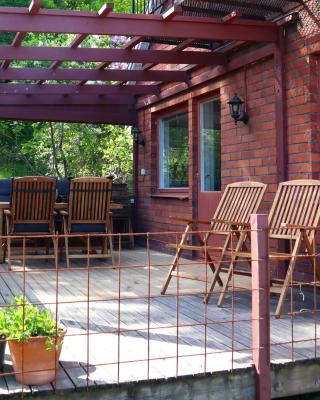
[53,236,58,267]
[204,233,232,304]
[108,233,114,266]
[275,237,301,318]
[7,236,11,271]
[62,219,70,268]
[45,238,50,262]
[217,232,248,307]
[128,217,134,249]
[217,260,235,307]
[2,239,6,264]
[161,224,192,295]
[64,235,70,268]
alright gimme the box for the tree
[22,123,133,182]
[0,0,134,183]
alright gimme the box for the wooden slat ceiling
[176,0,301,20]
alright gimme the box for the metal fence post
[251,213,271,400]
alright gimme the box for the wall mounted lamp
[228,94,249,125]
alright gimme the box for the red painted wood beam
[98,3,114,17]
[141,38,197,73]
[0,8,279,42]
[38,3,114,84]
[2,0,42,69]
[137,43,274,109]
[0,67,188,82]
[0,105,137,125]
[29,0,42,14]
[0,46,227,65]
[0,83,159,95]
[162,5,182,20]
[0,94,137,105]
[79,35,144,86]
[222,11,242,23]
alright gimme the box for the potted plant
[0,296,66,385]
[0,311,7,372]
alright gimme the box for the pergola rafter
[37,2,114,85]
[0,46,228,65]
[0,1,282,125]
[1,0,43,69]
[0,68,189,83]
[0,83,159,95]
[0,7,279,42]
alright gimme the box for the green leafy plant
[0,296,63,350]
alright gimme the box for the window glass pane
[160,112,189,188]
[200,99,221,192]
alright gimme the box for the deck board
[0,246,318,396]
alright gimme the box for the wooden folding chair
[161,181,267,303]
[60,177,114,268]
[219,180,320,318]
[4,176,57,270]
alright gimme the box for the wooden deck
[0,246,318,397]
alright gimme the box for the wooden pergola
[0,1,283,121]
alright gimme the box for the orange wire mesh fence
[0,216,318,398]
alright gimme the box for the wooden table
[0,201,123,260]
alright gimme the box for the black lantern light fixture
[132,126,145,146]
[228,94,249,125]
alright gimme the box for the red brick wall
[134,3,320,248]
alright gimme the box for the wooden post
[251,214,271,400]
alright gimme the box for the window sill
[150,193,189,200]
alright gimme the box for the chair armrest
[169,216,211,225]
[281,223,316,230]
[213,218,251,228]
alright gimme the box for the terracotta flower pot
[8,328,66,386]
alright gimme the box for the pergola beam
[0,94,137,105]
[29,0,42,14]
[2,0,43,69]
[0,83,159,95]
[38,3,114,84]
[0,46,227,65]
[0,8,279,42]
[0,67,188,82]
[0,105,137,125]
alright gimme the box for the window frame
[198,95,222,193]
[156,107,189,193]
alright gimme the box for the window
[159,112,189,189]
[200,98,221,192]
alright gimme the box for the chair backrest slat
[210,181,267,233]
[10,177,56,230]
[68,177,112,226]
[269,180,320,239]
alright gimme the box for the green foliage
[21,123,133,182]
[0,296,62,350]
[0,0,134,184]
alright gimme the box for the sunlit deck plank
[0,247,318,396]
